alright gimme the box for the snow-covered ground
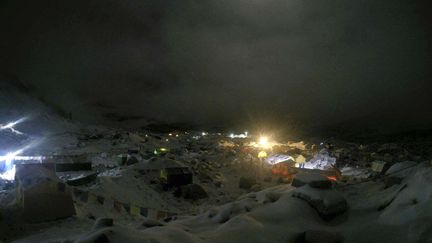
[7,162,432,243]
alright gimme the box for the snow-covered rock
[292,173,332,189]
[293,185,348,220]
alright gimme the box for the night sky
[1,0,431,131]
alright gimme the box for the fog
[1,0,431,131]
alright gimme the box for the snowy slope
[0,81,79,155]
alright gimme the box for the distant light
[165,139,169,142]
[175,134,179,137]
[154,147,169,155]
[201,132,208,136]
[168,133,173,136]
[228,132,248,139]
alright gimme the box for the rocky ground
[1,123,431,242]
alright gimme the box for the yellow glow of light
[258,151,267,158]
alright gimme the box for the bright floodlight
[0,139,45,180]
[259,136,268,146]
[0,151,20,180]
[0,153,45,180]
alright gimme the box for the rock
[384,176,403,188]
[117,154,138,166]
[250,184,262,192]
[112,133,122,139]
[125,156,139,165]
[66,172,98,186]
[378,143,400,153]
[175,184,208,200]
[303,230,343,243]
[293,185,348,221]
[76,228,112,243]
[93,218,114,230]
[214,181,223,187]
[385,161,418,178]
[140,218,165,228]
[264,192,282,203]
[292,173,332,189]
[371,161,387,173]
[239,177,256,190]
[199,173,213,183]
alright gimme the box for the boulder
[140,218,165,228]
[292,173,332,189]
[239,177,256,190]
[66,172,98,186]
[175,184,208,200]
[75,228,111,243]
[384,176,403,188]
[93,218,114,230]
[214,181,223,188]
[250,184,262,192]
[293,185,347,221]
[302,230,343,243]
[385,161,418,178]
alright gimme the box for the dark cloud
[1,0,431,130]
